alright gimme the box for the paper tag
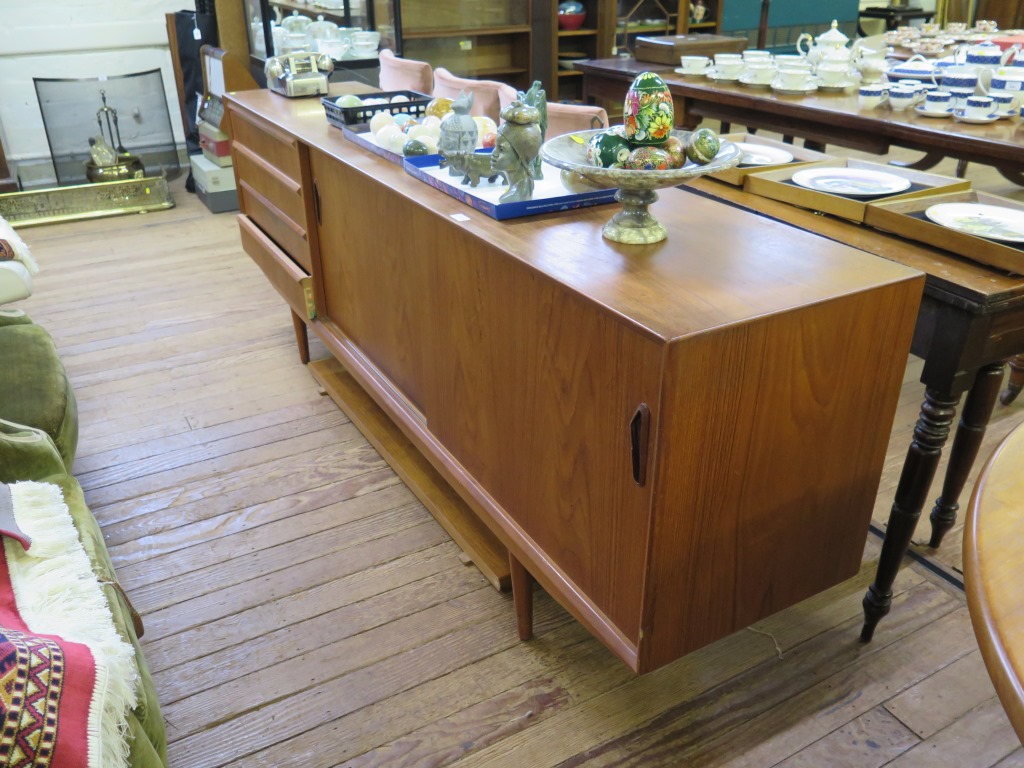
[450,213,470,222]
[193,27,202,40]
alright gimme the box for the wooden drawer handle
[630,403,651,486]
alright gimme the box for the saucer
[771,80,817,95]
[673,68,708,78]
[738,74,773,88]
[915,104,954,117]
[708,70,742,82]
[817,81,857,92]
[952,109,1001,123]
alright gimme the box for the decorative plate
[925,202,1024,242]
[791,167,912,197]
[735,143,794,166]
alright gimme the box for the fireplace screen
[34,69,180,186]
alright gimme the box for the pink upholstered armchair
[378,49,433,94]
[432,67,516,121]
[496,88,608,139]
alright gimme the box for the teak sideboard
[224,86,924,674]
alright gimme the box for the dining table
[575,56,1024,184]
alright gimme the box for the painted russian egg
[623,72,674,146]
[624,145,671,170]
[586,129,631,168]
[685,127,721,165]
[663,135,687,169]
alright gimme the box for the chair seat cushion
[0,324,78,469]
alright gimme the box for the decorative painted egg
[402,139,430,157]
[624,145,671,170]
[623,72,674,146]
[663,135,686,169]
[425,97,453,119]
[685,127,721,165]
[586,129,631,168]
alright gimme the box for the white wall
[0,0,193,185]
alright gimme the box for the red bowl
[558,13,586,31]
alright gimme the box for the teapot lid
[817,20,849,47]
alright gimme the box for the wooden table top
[226,87,922,344]
[964,420,1024,742]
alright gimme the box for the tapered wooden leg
[1001,354,1024,406]
[929,362,1005,547]
[862,388,959,642]
[509,553,533,641]
[291,310,310,365]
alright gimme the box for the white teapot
[797,20,852,67]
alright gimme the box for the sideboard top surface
[226,88,922,343]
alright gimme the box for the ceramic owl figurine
[439,92,478,176]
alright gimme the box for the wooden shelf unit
[615,0,723,54]
[536,0,616,102]
[375,0,534,90]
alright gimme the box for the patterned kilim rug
[0,482,137,768]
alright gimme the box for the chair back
[378,49,433,94]
[432,67,515,121]
[544,102,609,139]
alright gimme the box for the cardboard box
[635,34,746,65]
[201,147,233,168]
[711,133,834,186]
[865,190,1024,275]
[190,154,236,193]
[743,159,972,224]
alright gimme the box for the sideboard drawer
[238,214,314,321]
[232,142,306,225]
[230,112,303,183]
[238,180,312,273]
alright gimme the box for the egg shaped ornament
[623,72,674,146]
[624,145,672,170]
[586,129,631,168]
[684,127,721,165]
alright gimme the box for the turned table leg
[1002,355,1024,406]
[291,310,310,365]
[929,362,1005,547]
[509,553,534,641]
[862,388,959,642]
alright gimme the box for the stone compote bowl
[540,129,742,244]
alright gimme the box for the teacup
[965,95,995,118]
[923,90,952,113]
[715,53,743,66]
[945,22,967,35]
[816,63,849,86]
[680,55,711,75]
[774,54,811,71]
[776,68,811,90]
[743,49,772,62]
[921,22,942,37]
[991,92,1015,113]
[743,62,776,84]
[948,87,976,109]
[883,31,903,46]
[916,39,945,56]
[716,61,745,79]
[975,19,998,33]
[858,84,888,109]
[889,85,923,111]
[898,26,921,40]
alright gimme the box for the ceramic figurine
[623,72,674,146]
[518,81,548,179]
[439,151,506,187]
[491,100,542,203]
[439,92,478,176]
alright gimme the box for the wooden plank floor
[12,146,1024,766]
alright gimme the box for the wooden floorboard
[10,136,1024,767]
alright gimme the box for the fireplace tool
[86,89,145,183]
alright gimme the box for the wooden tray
[865,190,1024,275]
[743,158,972,224]
[711,133,834,186]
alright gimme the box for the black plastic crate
[322,90,432,128]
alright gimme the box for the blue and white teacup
[948,87,976,109]
[991,92,1015,114]
[942,66,981,92]
[923,90,953,113]
[965,95,995,119]
[858,83,888,109]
